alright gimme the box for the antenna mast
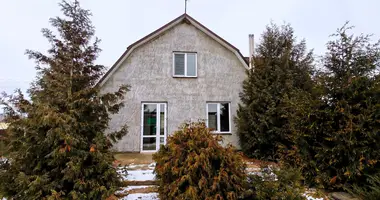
[185,0,188,13]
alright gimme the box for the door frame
[140,102,167,153]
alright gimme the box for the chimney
[249,34,254,67]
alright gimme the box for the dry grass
[114,152,277,167]
[241,154,278,167]
[105,194,118,200]
[122,180,158,186]
[128,186,158,194]
[114,152,153,166]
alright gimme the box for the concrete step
[329,192,360,200]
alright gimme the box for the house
[98,14,254,152]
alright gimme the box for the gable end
[97,14,249,87]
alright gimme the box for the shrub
[153,122,246,200]
[240,166,306,200]
[346,172,380,200]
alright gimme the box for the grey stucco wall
[101,22,247,152]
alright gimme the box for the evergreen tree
[0,1,128,199]
[283,23,380,189]
[312,24,380,188]
[235,23,314,160]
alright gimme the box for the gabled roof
[98,14,249,86]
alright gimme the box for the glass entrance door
[141,103,167,152]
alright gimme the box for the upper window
[173,52,197,77]
[206,102,231,133]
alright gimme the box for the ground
[114,153,153,165]
[115,153,326,200]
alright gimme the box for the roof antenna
[185,0,189,14]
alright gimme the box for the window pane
[187,53,196,76]
[220,103,230,132]
[207,104,217,130]
[174,54,185,75]
[143,104,156,135]
[160,137,165,145]
[142,137,156,151]
[160,104,165,135]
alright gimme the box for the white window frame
[140,102,167,153]
[206,102,231,134]
[172,52,197,77]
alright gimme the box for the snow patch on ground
[120,193,158,200]
[304,194,324,200]
[118,163,155,181]
[122,169,155,181]
[125,185,154,190]
[117,185,155,194]
[126,163,155,170]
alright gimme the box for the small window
[206,102,231,133]
[173,52,197,77]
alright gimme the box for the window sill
[173,75,198,78]
[211,132,232,135]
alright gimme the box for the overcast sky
[0,0,379,94]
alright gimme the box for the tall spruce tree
[235,23,314,160]
[298,24,380,189]
[0,1,128,199]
